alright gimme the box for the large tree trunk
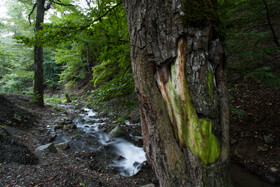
[34,0,45,107]
[124,0,231,186]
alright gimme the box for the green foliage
[2,0,133,105]
[54,42,88,88]
[222,0,280,89]
[245,66,280,90]
[45,95,67,104]
[43,47,61,88]
[29,92,41,103]
[49,0,132,97]
[91,72,134,103]
[44,60,60,88]
[0,125,7,136]
[0,0,36,94]
[229,105,245,115]
[0,38,33,93]
[88,1,132,102]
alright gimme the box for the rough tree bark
[34,0,46,107]
[124,0,231,186]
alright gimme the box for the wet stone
[36,143,57,153]
[96,119,104,123]
[54,124,64,130]
[38,127,45,132]
[139,184,155,187]
[109,126,124,138]
[55,142,69,150]
[263,135,274,144]
[47,134,57,142]
[116,156,125,160]
[257,146,268,152]
[133,161,141,168]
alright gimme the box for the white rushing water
[111,139,146,176]
[72,107,146,176]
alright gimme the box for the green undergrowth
[45,95,67,104]
[228,65,280,90]
[90,73,135,104]
[223,0,280,90]
[44,93,78,104]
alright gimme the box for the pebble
[271,167,278,172]
[263,135,274,144]
[257,146,268,152]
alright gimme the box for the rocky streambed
[48,105,146,177]
[0,94,157,186]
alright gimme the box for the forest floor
[0,75,279,186]
[228,75,280,185]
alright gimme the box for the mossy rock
[109,125,124,138]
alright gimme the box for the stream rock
[47,134,57,142]
[36,143,57,153]
[263,135,274,144]
[109,126,124,138]
[63,124,77,130]
[271,167,278,173]
[133,136,143,142]
[55,116,73,125]
[55,142,69,150]
[54,124,64,130]
[139,184,155,187]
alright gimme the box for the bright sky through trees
[0,0,8,19]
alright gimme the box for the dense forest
[0,0,279,186]
[0,0,279,103]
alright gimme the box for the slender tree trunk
[262,0,280,47]
[124,0,231,186]
[34,0,45,107]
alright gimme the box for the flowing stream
[52,106,146,176]
[51,104,278,185]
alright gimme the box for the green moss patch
[161,51,220,164]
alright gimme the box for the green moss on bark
[163,53,220,165]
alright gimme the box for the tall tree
[124,0,231,186]
[33,0,46,107]
[31,0,73,106]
